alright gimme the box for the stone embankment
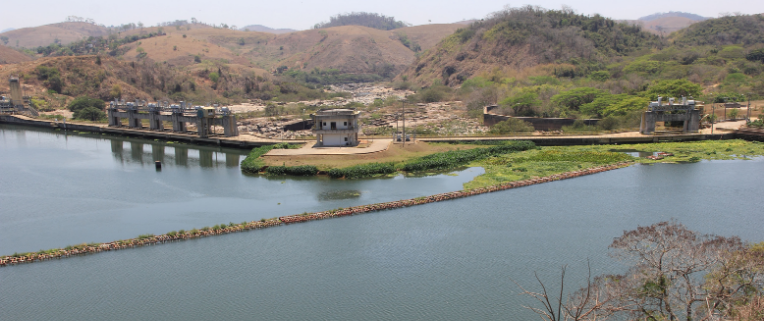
[0,162,632,267]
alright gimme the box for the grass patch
[241,143,301,173]
[402,141,536,172]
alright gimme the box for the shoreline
[0,161,632,267]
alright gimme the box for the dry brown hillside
[0,22,108,48]
[0,46,32,64]
[0,56,153,99]
[394,24,463,51]
[116,24,462,75]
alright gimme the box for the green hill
[400,6,663,86]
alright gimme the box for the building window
[344,137,348,141]
[344,122,347,126]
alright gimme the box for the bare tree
[514,262,633,321]
[608,221,744,321]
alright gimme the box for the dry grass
[262,142,480,170]
[0,22,108,48]
[0,46,32,64]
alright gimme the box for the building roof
[313,108,360,117]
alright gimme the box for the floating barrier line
[0,162,633,267]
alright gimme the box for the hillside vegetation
[313,12,409,30]
[0,55,336,108]
[400,6,663,87]
[395,8,764,132]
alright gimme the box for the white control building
[311,108,361,146]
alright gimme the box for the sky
[1,0,763,32]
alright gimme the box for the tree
[110,85,122,99]
[68,96,105,113]
[500,91,541,116]
[73,107,106,121]
[551,87,606,111]
[728,108,740,120]
[519,221,762,321]
[600,96,648,117]
[0,36,8,45]
[606,221,744,321]
[647,79,702,99]
[489,118,534,134]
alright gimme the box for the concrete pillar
[149,112,163,131]
[172,114,185,132]
[640,112,656,135]
[687,109,700,133]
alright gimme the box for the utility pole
[747,94,751,123]
[402,100,405,147]
[712,104,716,135]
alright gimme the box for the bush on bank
[328,162,396,179]
[266,165,319,176]
[240,143,301,174]
[403,141,536,172]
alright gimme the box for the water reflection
[317,190,363,201]
[152,145,165,163]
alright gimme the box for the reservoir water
[1,124,762,320]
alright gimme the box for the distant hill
[673,14,764,46]
[623,16,699,35]
[313,12,409,30]
[399,6,663,86]
[0,22,108,48]
[240,25,297,34]
[0,46,32,64]
[639,12,709,21]
[1,28,14,33]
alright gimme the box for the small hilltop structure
[640,96,701,134]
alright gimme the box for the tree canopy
[313,12,409,30]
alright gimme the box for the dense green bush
[266,165,319,176]
[73,107,106,121]
[646,79,702,99]
[403,141,536,172]
[551,87,606,110]
[329,162,396,179]
[68,96,105,113]
[488,118,534,134]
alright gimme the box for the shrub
[488,118,534,134]
[73,107,106,121]
[403,141,536,172]
[589,70,610,81]
[68,96,105,113]
[240,145,276,173]
[551,87,606,111]
[328,162,396,179]
[647,79,702,99]
[499,91,541,116]
[265,165,319,176]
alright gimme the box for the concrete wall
[483,106,599,131]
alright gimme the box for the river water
[1,124,762,320]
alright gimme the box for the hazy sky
[1,0,763,32]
